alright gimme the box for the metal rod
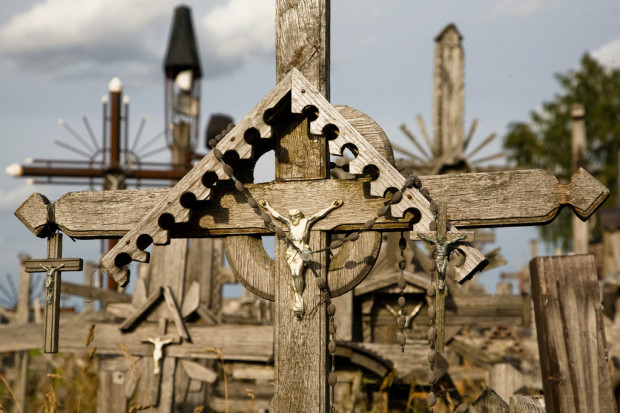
[81,115,100,150]
[416,115,434,155]
[54,140,92,159]
[110,90,121,168]
[131,116,147,153]
[390,142,427,163]
[400,124,430,159]
[137,129,167,154]
[59,120,95,153]
[471,151,506,164]
[463,119,478,151]
[468,132,497,159]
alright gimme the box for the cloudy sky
[1,0,619,304]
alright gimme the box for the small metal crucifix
[24,233,83,353]
[413,202,473,352]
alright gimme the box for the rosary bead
[212,148,223,160]
[328,340,337,354]
[413,176,421,189]
[328,372,338,387]
[234,180,245,192]
[427,392,436,408]
[398,315,407,328]
[376,205,389,217]
[208,139,218,148]
[428,350,437,364]
[427,285,436,297]
[329,323,337,335]
[391,191,402,204]
[315,277,327,290]
[398,259,406,270]
[363,218,376,231]
[348,231,360,242]
[223,164,234,176]
[430,200,438,214]
[429,221,437,231]
[397,333,406,347]
[261,212,272,224]
[428,370,437,384]
[398,278,407,290]
[403,177,414,188]
[247,196,258,209]
[428,305,436,320]
[398,296,406,308]
[327,303,337,316]
[420,187,430,198]
[399,237,407,250]
[330,239,344,249]
[427,327,437,342]
[274,227,286,239]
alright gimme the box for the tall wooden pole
[274,1,330,410]
[572,103,589,254]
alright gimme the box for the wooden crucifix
[23,233,83,353]
[413,202,473,353]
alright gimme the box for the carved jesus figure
[259,199,343,317]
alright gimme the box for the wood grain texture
[530,255,616,413]
[509,395,546,412]
[162,285,190,341]
[0,319,274,361]
[61,281,131,303]
[45,233,62,353]
[274,231,328,412]
[15,168,608,239]
[276,0,329,98]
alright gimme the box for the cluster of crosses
[13,1,610,411]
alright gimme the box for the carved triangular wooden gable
[102,69,486,285]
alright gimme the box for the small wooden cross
[24,233,83,353]
[413,202,473,353]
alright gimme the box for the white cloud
[0,0,275,83]
[0,0,172,84]
[199,0,274,77]
[488,0,543,18]
[0,184,41,212]
[591,38,620,69]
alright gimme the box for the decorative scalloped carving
[101,69,486,286]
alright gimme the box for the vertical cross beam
[24,233,83,353]
[273,1,330,410]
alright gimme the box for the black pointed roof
[164,5,202,79]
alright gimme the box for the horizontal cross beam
[24,258,83,273]
[16,168,608,239]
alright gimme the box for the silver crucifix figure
[259,199,343,317]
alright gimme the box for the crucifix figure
[414,201,473,353]
[259,199,342,317]
[23,233,83,353]
[143,336,175,375]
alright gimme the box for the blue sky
[0,0,619,302]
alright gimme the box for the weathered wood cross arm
[85,69,485,286]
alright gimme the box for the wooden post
[572,104,589,254]
[433,24,464,158]
[529,255,616,413]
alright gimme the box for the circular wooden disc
[225,106,394,300]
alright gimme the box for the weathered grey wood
[571,103,589,254]
[147,238,188,321]
[44,234,63,352]
[12,352,28,413]
[97,368,128,413]
[163,285,190,340]
[120,287,163,331]
[530,255,616,413]
[15,169,607,239]
[181,281,200,318]
[433,24,464,157]
[180,359,217,383]
[509,395,546,413]
[61,281,131,303]
[469,388,509,413]
[0,318,273,361]
[24,257,83,273]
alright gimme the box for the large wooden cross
[13,2,609,412]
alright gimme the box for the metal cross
[24,233,83,353]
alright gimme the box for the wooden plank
[119,287,162,331]
[16,257,31,324]
[24,258,83,273]
[571,103,589,254]
[61,281,132,303]
[45,233,62,353]
[530,255,615,413]
[162,285,190,340]
[0,319,274,362]
[509,395,546,413]
[181,281,200,318]
[180,359,217,383]
[16,169,607,239]
[469,388,509,413]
